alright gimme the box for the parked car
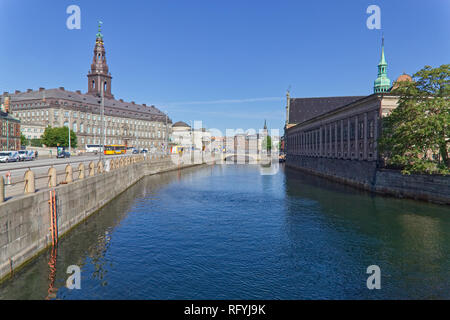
[27,150,36,160]
[0,152,10,163]
[18,150,34,161]
[0,151,20,163]
[132,149,139,154]
[57,151,71,159]
[57,147,71,159]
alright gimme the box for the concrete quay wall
[0,157,205,281]
[287,155,450,205]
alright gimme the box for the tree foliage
[379,64,449,175]
[20,134,28,147]
[262,135,272,151]
[41,126,78,148]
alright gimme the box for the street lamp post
[68,112,71,154]
[165,112,169,156]
[98,82,105,162]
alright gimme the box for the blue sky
[0,0,449,134]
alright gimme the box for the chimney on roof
[59,87,65,91]
[27,89,33,93]
[143,104,146,107]
[76,90,81,94]
[3,92,8,95]
[119,99,124,102]
[39,87,45,92]
[131,101,135,104]
[15,90,21,94]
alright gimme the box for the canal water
[0,164,449,299]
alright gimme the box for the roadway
[0,153,135,199]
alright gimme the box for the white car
[18,150,34,161]
[0,151,20,163]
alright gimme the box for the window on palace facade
[368,120,374,139]
[359,122,364,139]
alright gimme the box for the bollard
[78,163,85,180]
[24,169,35,194]
[5,171,11,185]
[109,159,115,170]
[0,176,5,203]
[98,161,104,174]
[48,167,57,188]
[89,161,95,176]
[115,158,120,168]
[65,165,73,183]
[120,158,124,168]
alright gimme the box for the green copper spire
[374,35,391,93]
[96,21,103,39]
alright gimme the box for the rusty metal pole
[0,176,5,203]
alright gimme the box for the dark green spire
[96,21,103,39]
[374,35,391,93]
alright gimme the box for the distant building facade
[1,26,171,150]
[0,111,21,151]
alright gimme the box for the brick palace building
[1,25,171,150]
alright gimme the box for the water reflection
[0,166,200,300]
[283,167,450,299]
[0,165,448,300]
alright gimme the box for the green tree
[29,138,43,147]
[20,134,28,147]
[262,135,272,152]
[379,64,450,175]
[41,126,78,148]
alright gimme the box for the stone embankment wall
[0,156,206,281]
[287,155,450,205]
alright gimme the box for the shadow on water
[283,166,450,299]
[0,166,202,300]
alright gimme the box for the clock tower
[87,22,114,99]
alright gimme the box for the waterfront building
[171,121,213,152]
[284,39,411,164]
[0,111,21,151]
[1,25,171,150]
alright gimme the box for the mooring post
[48,167,57,188]
[65,165,73,183]
[78,163,85,180]
[98,161,104,174]
[89,161,95,176]
[24,169,35,194]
